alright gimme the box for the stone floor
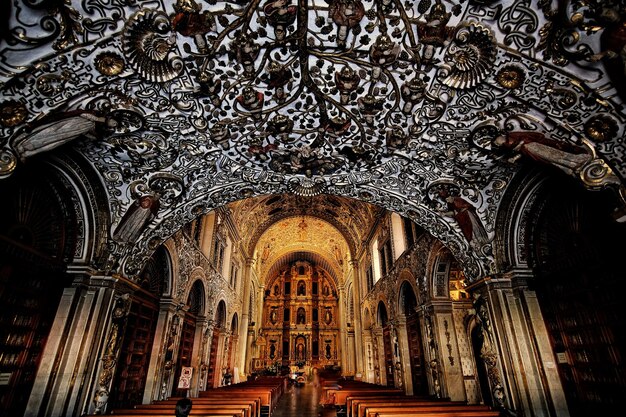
[271,382,337,417]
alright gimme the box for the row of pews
[322,379,501,417]
[100,376,286,417]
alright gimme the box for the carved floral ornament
[0,0,625,280]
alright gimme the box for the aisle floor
[271,382,337,417]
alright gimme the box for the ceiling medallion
[0,100,28,127]
[584,114,618,142]
[287,176,327,197]
[0,149,17,179]
[122,9,184,83]
[495,65,525,90]
[94,51,125,76]
[441,22,496,89]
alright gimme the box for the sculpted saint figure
[493,131,592,177]
[11,111,113,162]
[113,194,160,243]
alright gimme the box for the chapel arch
[398,279,428,394]
[172,279,205,396]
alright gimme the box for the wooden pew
[331,387,404,416]
[347,396,460,417]
[371,412,500,417]
[361,405,495,417]
[156,398,259,417]
[200,377,286,417]
[107,413,240,417]
[111,403,251,417]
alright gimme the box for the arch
[377,301,388,327]
[525,176,626,415]
[215,300,227,328]
[493,168,548,270]
[230,313,239,334]
[138,245,172,296]
[398,279,418,318]
[431,247,452,299]
[363,307,372,329]
[187,279,205,315]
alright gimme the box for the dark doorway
[529,179,626,416]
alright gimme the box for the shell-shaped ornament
[122,9,183,83]
[441,22,496,90]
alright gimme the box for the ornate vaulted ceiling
[1,0,625,280]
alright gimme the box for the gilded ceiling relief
[256,215,348,280]
[0,0,624,280]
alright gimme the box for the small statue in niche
[297,281,306,296]
[273,284,280,296]
[297,308,305,324]
[296,343,305,360]
[325,309,332,324]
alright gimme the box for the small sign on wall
[556,352,568,364]
[178,366,193,389]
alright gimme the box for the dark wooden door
[172,313,196,397]
[205,331,220,388]
[531,180,626,416]
[109,295,159,409]
[406,314,428,395]
[382,327,395,387]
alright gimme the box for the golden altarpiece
[256,260,340,371]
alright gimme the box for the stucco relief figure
[113,194,160,243]
[369,34,400,79]
[11,111,113,162]
[329,0,365,47]
[263,0,297,42]
[493,131,593,177]
[438,189,489,246]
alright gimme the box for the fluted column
[337,285,348,374]
[25,269,122,417]
[142,299,185,402]
[349,260,365,378]
[237,257,256,379]
[394,316,413,394]
[467,269,569,417]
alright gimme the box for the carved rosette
[122,9,184,83]
[441,22,496,89]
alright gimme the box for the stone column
[362,330,374,383]
[197,319,215,392]
[190,316,209,396]
[419,308,442,398]
[429,300,465,401]
[371,326,384,385]
[237,258,256,379]
[337,285,348,374]
[25,270,122,417]
[143,299,184,403]
[394,316,414,394]
[467,269,570,417]
[350,261,365,378]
